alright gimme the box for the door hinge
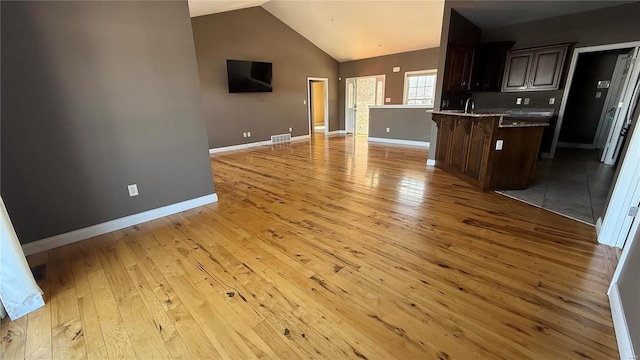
[629,206,639,217]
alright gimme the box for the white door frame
[549,41,640,158]
[307,77,329,135]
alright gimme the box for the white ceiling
[188,1,634,62]
[188,0,445,62]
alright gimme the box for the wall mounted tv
[226,60,273,93]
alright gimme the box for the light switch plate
[524,98,530,105]
[495,140,504,150]
[516,98,522,105]
[392,67,400,72]
[385,98,391,103]
[595,92,602,98]
[128,184,139,197]
[549,97,556,105]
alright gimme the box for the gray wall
[1,1,215,243]
[481,2,640,50]
[618,225,640,355]
[191,7,339,148]
[339,48,440,130]
[369,108,432,142]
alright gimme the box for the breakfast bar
[431,110,551,191]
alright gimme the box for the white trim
[426,159,436,167]
[403,69,437,106]
[556,142,596,149]
[209,135,310,154]
[369,105,434,109]
[21,193,218,256]
[367,137,430,147]
[609,283,636,360]
[551,41,640,158]
[307,77,329,135]
[598,107,640,246]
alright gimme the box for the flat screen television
[227,60,273,93]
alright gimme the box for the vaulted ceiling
[187,0,637,62]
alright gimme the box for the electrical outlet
[392,66,400,73]
[595,92,602,98]
[524,98,530,105]
[288,127,292,132]
[303,100,307,105]
[243,132,247,138]
[386,127,390,133]
[385,98,391,103]
[516,98,522,105]
[247,132,251,137]
[549,97,556,105]
[495,140,504,151]
[128,184,139,197]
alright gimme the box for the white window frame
[403,69,437,107]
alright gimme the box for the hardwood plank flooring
[1,134,619,359]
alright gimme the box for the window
[403,70,437,106]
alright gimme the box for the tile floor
[498,148,616,224]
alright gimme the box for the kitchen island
[431,110,551,191]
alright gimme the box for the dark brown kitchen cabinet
[444,44,474,92]
[502,44,569,92]
[470,42,515,92]
[432,113,545,191]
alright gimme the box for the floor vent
[271,133,292,144]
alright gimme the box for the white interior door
[594,54,632,149]
[602,47,640,164]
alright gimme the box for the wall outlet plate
[549,97,556,105]
[495,139,504,151]
[385,97,391,103]
[524,98,530,105]
[243,132,247,138]
[392,67,400,72]
[386,127,390,133]
[516,98,522,105]
[247,132,251,137]
[128,184,139,197]
[288,127,292,132]
[596,92,602,98]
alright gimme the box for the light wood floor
[1,134,620,359]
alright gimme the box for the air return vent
[271,133,291,144]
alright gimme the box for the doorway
[345,75,385,135]
[307,77,329,135]
[557,48,634,154]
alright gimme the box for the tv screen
[227,60,273,93]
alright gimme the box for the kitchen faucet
[464,97,475,114]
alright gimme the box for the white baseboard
[426,159,436,167]
[21,193,218,256]
[209,135,310,154]
[608,283,636,360]
[367,137,430,147]
[327,130,347,135]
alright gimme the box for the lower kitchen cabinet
[432,113,546,191]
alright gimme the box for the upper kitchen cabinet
[444,44,475,92]
[502,44,569,92]
[470,41,515,92]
